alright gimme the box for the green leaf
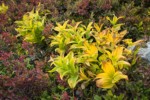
[68,75,78,88]
[94,95,102,100]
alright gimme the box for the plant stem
[73,88,75,99]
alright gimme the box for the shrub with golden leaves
[15,4,45,44]
[49,16,142,89]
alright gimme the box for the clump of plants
[1,0,150,99]
[0,31,50,99]
[15,4,45,44]
[49,16,142,90]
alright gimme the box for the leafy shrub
[15,4,45,44]
[49,16,142,89]
[0,0,43,32]
[1,0,149,38]
[0,31,50,99]
[0,0,150,99]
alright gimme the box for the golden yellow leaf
[101,62,115,74]
[79,68,89,81]
[84,42,98,55]
[112,47,124,60]
[96,62,128,89]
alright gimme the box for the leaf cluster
[49,16,142,89]
[15,4,45,44]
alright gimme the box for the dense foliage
[0,0,150,99]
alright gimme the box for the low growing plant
[49,16,142,89]
[15,4,45,44]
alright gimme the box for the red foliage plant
[62,91,70,100]
[77,0,90,15]
[101,0,112,10]
[0,32,50,99]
